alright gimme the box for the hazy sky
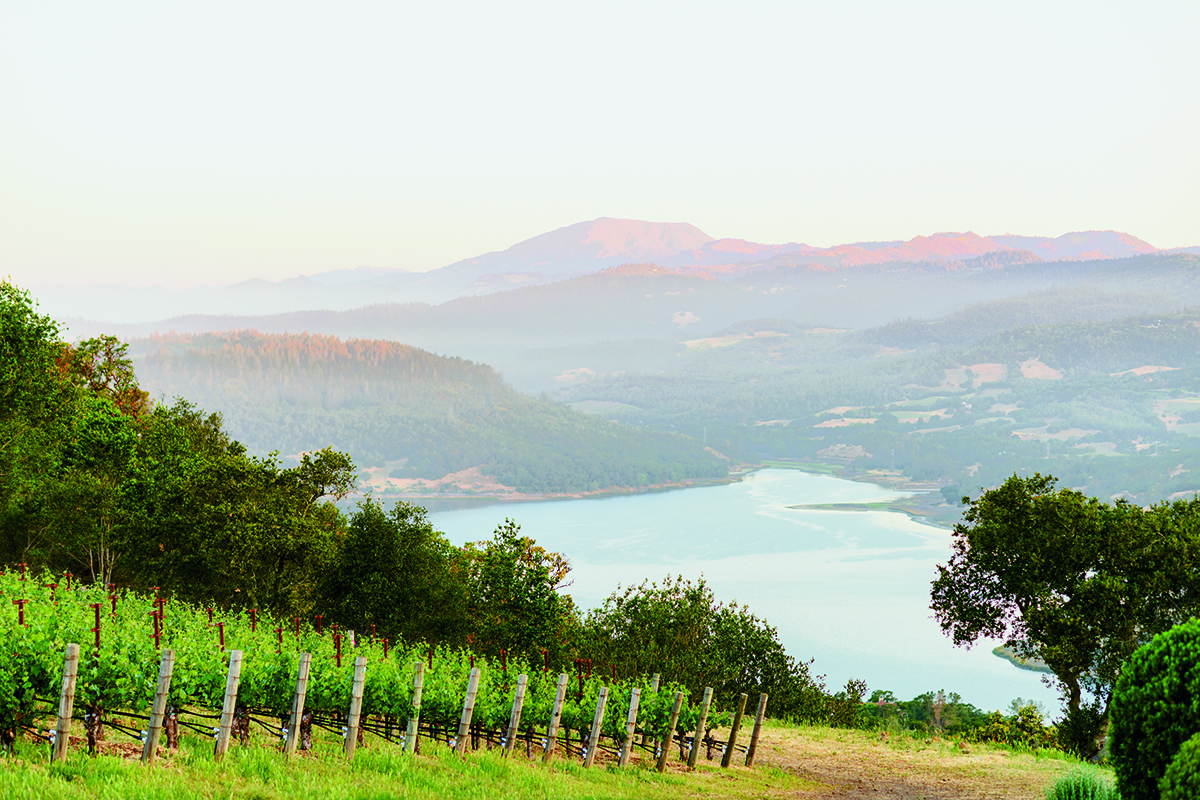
[3,1,1198,288]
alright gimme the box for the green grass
[0,733,814,800]
[1043,766,1119,800]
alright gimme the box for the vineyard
[0,568,766,771]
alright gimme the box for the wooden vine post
[582,686,608,768]
[284,653,312,755]
[454,667,481,755]
[720,692,749,767]
[640,673,660,746]
[502,673,527,757]
[617,687,641,767]
[656,690,684,773]
[214,650,243,761]
[405,661,424,754]
[687,687,713,769]
[141,649,176,764]
[541,673,569,763]
[51,643,80,763]
[744,693,769,767]
[344,656,368,759]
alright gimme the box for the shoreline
[342,467,756,511]
[350,459,962,525]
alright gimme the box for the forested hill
[128,331,726,494]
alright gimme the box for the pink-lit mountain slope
[419,223,1168,295]
[661,230,1162,271]
[36,221,1195,324]
[442,218,712,278]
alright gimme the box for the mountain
[68,253,1200,395]
[39,220,1191,325]
[988,231,1157,261]
[445,218,713,278]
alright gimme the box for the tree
[0,282,74,540]
[930,473,1200,757]
[319,499,467,646]
[120,402,355,615]
[581,575,827,719]
[461,519,579,666]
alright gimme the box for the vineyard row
[0,570,768,770]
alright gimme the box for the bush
[968,703,1058,749]
[1161,732,1200,800]
[1044,767,1119,800]
[1046,767,1118,800]
[1056,703,1106,759]
[1110,618,1200,800]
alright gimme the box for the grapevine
[0,569,756,766]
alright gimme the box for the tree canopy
[930,473,1200,756]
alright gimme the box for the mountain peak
[440,217,713,278]
[582,217,713,259]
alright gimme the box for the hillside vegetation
[129,330,726,494]
[562,301,1200,506]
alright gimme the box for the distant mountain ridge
[39,218,1194,323]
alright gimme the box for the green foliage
[320,500,466,648]
[1160,732,1200,800]
[1056,702,1108,761]
[967,703,1058,750]
[1044,766,1119,800]
[130,330,727,494]
[579,576,828,721]
[1110,618,1200,800]
[931,473,1200,759]
[461,519,578,667]
[827,679,867,728]
[863,689,990,736]
[0,570,719,759]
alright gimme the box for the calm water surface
[428,469,1056,712]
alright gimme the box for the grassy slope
[0,721,1096,800]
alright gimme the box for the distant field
[567,400,643,415]
[759,460,842,474]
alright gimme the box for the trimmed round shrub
[1044,767,1118,800]
[1110,618,1200,800]
[1161,732,1200,800]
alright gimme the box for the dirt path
[751,725,1074,800]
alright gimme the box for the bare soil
[746,725,1076,800]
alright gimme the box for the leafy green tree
[931,473,1200,757]
[461,519,579,667]
[37,393,140,584]
[320,499,467,646]
[120,403,354,615]
[0,283,75,545]
[581,575,827,719]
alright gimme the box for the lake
[428,468,1058,713]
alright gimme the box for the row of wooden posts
[48,643,768,770]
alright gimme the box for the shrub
[1161,732,1200,800]
[1056,703,1106,759]
[1044,766,1119,800]
[968,703,1057,749]
[1110,618,1200,800]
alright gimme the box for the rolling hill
[128,330,727,496]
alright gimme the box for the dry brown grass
[737,722,1086,799]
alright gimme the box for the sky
[2,1,1198,288]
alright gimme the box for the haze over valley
[35,217,1197,513]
